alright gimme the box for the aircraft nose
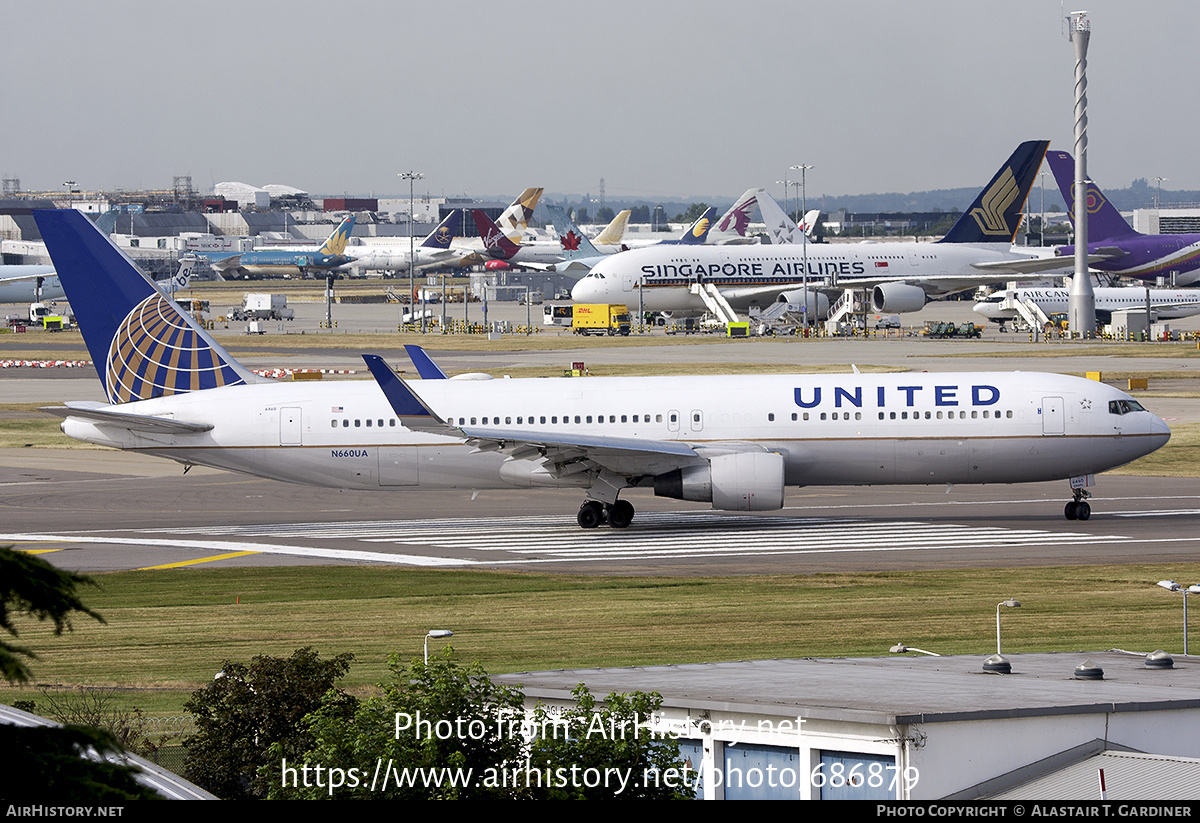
[571,275,598,302]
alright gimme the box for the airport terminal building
[495,650,1200,800]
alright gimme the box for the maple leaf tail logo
[561,231,581,251]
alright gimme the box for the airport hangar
[494,650,1200,801]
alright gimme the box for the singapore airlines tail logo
[969,167,1020,237]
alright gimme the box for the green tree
[674,203,710,223]
[183,646,355,799]
[528,685,692,799]
[270,649,688,799]
[0,547,157,800]
[269,649,525,799]
[0,546,103,684]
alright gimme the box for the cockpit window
[1109,399,1146,415]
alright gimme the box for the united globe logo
[105,294,245,404]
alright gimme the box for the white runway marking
[92,511,1132,566]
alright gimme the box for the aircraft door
[279,407,302,446]
[1041,397,1064,435]
[668,410,680,432]
[690,409,704,432]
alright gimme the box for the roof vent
[1145,649,1174,669]
[1074,659,1104,680]
[982,654,1012,674]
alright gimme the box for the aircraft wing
[41,401,214,434]
[364,353,711,478]
[969,250,1124,274]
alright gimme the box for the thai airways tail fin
[33,209,261,405]
[592,210,631,246]
[710,189,761,244]
[420,209,463,250]
[316,215,356,256]
[937,140,1049,244]
[678,207,717,244]
[472,209,522,260]
[546,205,603,260]
[1045,149,1140,242]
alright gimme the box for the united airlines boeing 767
[35,209,1169,528]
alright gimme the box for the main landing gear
[577,499,635,529]
[1065,488,1092,521]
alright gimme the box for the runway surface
[2,448,1197,574]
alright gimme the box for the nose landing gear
[1065,488,1092,521]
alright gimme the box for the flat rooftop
[492,650,1200,725]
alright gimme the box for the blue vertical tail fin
[937,140,1049,244]
[316,215,356,256]
[546,205,603,260]
[677,207,716,244]
[1045,149,1140,242]
[33,209,260,404]
[421,209,462,250]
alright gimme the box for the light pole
[424,629,453,664]
[996,599,1020,654]
[1152,177,1168,210]
[1039,171,1050,246]
[791,165,813,330]
[1157,580,1200,655]
[398,171,423,331]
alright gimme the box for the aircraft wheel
[1076,501,1091,521]
[577,501,605,529]
[608,500,634,529]
[1065,501,1078,520]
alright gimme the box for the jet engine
[653,452,784,511]
[778,289,831,319]
[871,283,927,314]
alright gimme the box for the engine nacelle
[499,458,590,488]
[653,452,784,511]
[778,289,831,319]
[871,283,927,314]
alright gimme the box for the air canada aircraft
[573,141,1058,315]
[35,208,1170,528]
[974,286,1200,326]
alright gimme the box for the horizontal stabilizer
[41,401,213,434]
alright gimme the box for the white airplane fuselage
[59,371,1169,497]
[974,287,1200,323]
[574,243,1054,312]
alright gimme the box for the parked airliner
[573,141,1056,315]
[974,286,1200,326]
[201,216,356,278]
[341,209,463,274]
[34,208,1169,528]
[0,265,62,302]
[1044,149,1200,285]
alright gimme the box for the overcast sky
[4,0,1196,204]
